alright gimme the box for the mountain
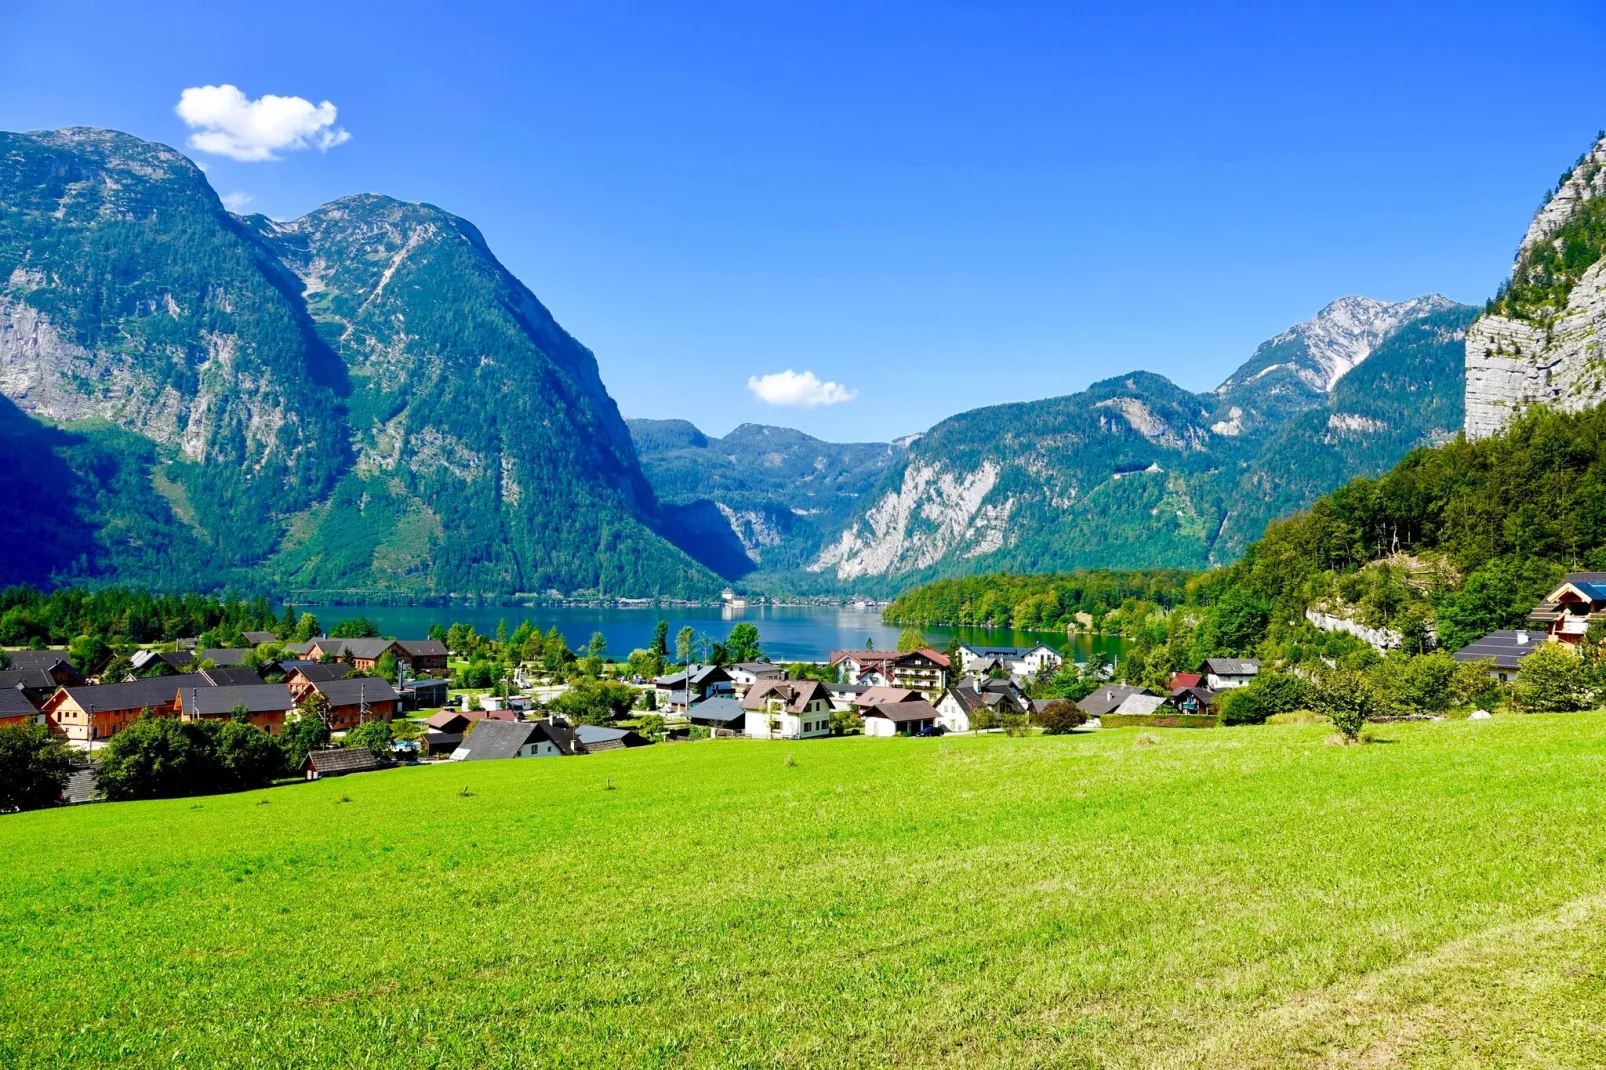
[801,296,1474,591]
[1466,132,1606,438]
[627,419,905,577]
[0,128,718,598]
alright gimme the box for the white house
[740,679,833,739]
[935,676,1029,733]
[958,644,1062,679]
[1200,658,1259,690]
[723,661,788,694]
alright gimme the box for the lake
[308,604,1128,665]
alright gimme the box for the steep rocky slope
[0,128,717,597]
[1466,132,1606,438]
[803,296,1472,590]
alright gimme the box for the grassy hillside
[5,718,1606,1067]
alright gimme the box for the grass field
[3,715,1605,1068]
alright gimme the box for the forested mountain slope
[0,128,718,598]
[799,296,1472,592]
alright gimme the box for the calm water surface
[310,604,1128,664]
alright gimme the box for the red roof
[918,648,950,668]
[1169,672,1203,693]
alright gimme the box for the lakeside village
[2,572,1604,808]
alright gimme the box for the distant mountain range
[0,125,1526,600]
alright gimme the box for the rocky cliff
[1466,133,1606,438]
[0,128,718,597]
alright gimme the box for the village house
[723,661,788,694]
[741,679,833,739]
[855,685,923,711]
[42,674,210,742]
[175,683,295,734]
[958,643,1063,679]
[5,650,84,680]
[1076,684,1149,719]
[935,675,1029,733]
[862,698,942,737]
[306,638,397,673]
[393,639,450,677]
[1200,658,1259,690]
[574,724,651,752]
[822,681,869,711]
[0,658,82,707]
[653,664,733,711]
[303,747,388,779]
[1452,629,1542,682]
[451,717,570,761]
[1167,686,1219,716]
[0,686,45,729]
[303,677,401,731]
[685,695,748,733]
[240,630,278,645]
[1525,573,1606,644]
[198,666,266,687]
[421,709,473,756]
[285,663,356,700]
[399,678,449,710]
[1113,693,1170,716]
[829,649,947,695]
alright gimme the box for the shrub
[829,708,863,736]
[1513,642,1594,712]
[1248,671,1309,717]
[0,723,74,811]
[98,714,282,800]
[1036,700,1087,734]
[278,711,331,770]
[551,679,638,725]
[1316,669,1376,741]
[635,714,667,742]
[1000,713,1031,737]
[1218,688,1266,726]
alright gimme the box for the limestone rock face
[1466,134,1606,439]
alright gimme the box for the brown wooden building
[42,674,210,742]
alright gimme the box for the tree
[329,617,380,639]
[1316,669,1376,741]
[541,627,571,675]
[1513,642,1594,712]
[829,708,864,736]
[1037,700,1087,734]
[211,721,285,788]
[551,679,637,725]
[345,720,395,761]
[68,633,111,675]
[865,636,875,650]
[942,636,963,682]
[427,623,447,643]
[292,612,321,642]
[897,627,928,654]
[1247,671,1309,717]
[1217,688,1266,726]
[651,620,669,660]
[675,626,695,665]
[297,691,333,728]
[0,723,73,811]
[97,714,218,800]
[635,714,667,742]
[496,618,509,645]
[375,650,399,685]
[588,631,607,660]
[446,623,471,654]
[278,709,331,770]
[726,623,762,664]
[279,605,299,638]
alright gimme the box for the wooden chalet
[1526,573,1606,645]
[42,674,210,742]
[304,677,401,731]
[0,685,45,729]
[175,684,296,735]
[286,663,355,700]
[303,747,389,779]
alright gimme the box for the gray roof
[306,747,387,775]
[197,648,253,667]
[178,684,296,716]
[686,696,746,724]
[1453,630,1543,670]
[309,678,401,707]
[56,674,210,714]
[289,663,355,684]
[1202,658,1260,676]
[1114,693,1170,715]
[574,724,647,752]
[1077,685,1147,717]
[241,631,278,644]
[740,678,829,713]
[4,650,76,672]
[329,639,396,661]
[395,639,448,657]
[0,687,40,716]
[452,719,549,761]
[655,663,730,688]
[0,668,64,692]
[199,666,266,687]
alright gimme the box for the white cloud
[746,369,858,408]
[220,191,254,211]
[175,84,351,162]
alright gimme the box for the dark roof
[0,668,64,693]
[4,650,77,672]
[179,684,295,716]
[1453,630,1543,670]
[1169,686,1219,709]
[964,645,1031,658]
[686,696,746,724]
[196,648,253,667]
[1077,685,1147,717]
[199,666,266,687]
[158,651,195,669]
[453,719,549,761]
[55,674,210,714]
[864,699,940,723]
[0,687,40,716]
[1202,658,1259,676]
[311,678,401,707]
[241,631,278,644]
[575,724,648,751]
[655,663,730,688]
[305,748,388,775]
[395,639,448,657]
[289,663,355,684]
[727,661,785,675]
[403,678,449,696]
[331,639,396,660]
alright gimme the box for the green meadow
[3,716,1605,1068]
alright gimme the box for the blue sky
[4,1,1605,442]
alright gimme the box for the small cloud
[220,191,254,211]
[175,84,351,162]
[746,369,858,408]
